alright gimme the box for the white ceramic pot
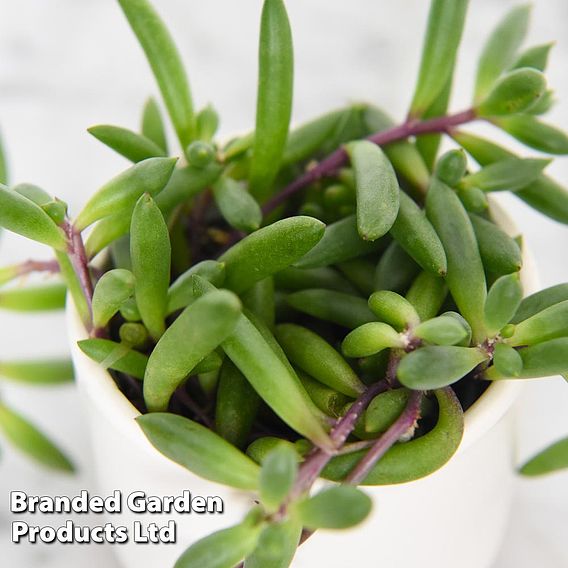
[68,201,538,568]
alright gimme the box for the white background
[0,0,567,566]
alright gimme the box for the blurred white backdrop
[0,0,567,566]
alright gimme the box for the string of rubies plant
[2,0,568,565]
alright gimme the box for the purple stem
[345,390,423,485]
[16,258,61,277]
[262,108,477,215]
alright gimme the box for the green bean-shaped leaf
[461,158,550,193]
[287,289,375,329]
[78,338,148,379]
[390,191,447,275]
[216,359,260,449]
[242,278,275,329]
[213,177,262,233]
[276,323,365,397]
[75,157,176,230]
[375,241,420,293]
[167,260,226,314]
[474,4,531,102]
[144,290,241,411]
[92,269,135,328]
[295,215,384,269]
[406,271,448,321]
[426,178,487,341]
[414,315,470,346]
[469,213,522,277]
[138,413,260,491]
[484,273,523,335]
[398,346,488,389]
[434,149,467,187]
[497,338,568,379]
[195,104,219,143]
[295,486,372,530]
[365,389,411,433]
[0,402,74,472]
[346,141,399,241]
[219,217,325,293]
[520,437,568,477]
[0,283,66,312]
[141,97,168,153]
[409,0,469,116]
[323,388,463,484]
[175,515,264,568]
[130,194,170,340]
[477,68,546,116]
[336,259,375,296]
[12,182,51,205]
[511,43,554,72]
[512,284,568,324]
[342,322,403,358]
[0,359,73,385]
[118,0,194,148]
[249,0,294,201]
[493,115,568,155]
[507,300,568,347]
[491,343,523,378]
[244,519,301,568]
[297,370,349,418]
[0,187,66,249]
[88,125,166,162]
[368,290,420,331]
[260,444,298,513]
[274,266,355,294]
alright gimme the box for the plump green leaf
[175,515,263,568]
[365,389,411,433]
[494,115,568,155]
[434,149,467,187]
[398,346,488,389]
[144,290,241,411]
[213,177,262,233]
[346,141,399,241]
[507,338,568,378]
[461,157,550,192]
[375,241,420,293]
[336,259,375,296]
[458,186,488,213]
[390,191,447,275]
[167,260,226,314]
[512,284,568,324]
[275,266,353,295]
[75,157,176,230]
[295,215,384,269]
[141,97,168,153]
[507,300,568,347]
[323,388,464,484]
[246,437,304,465]
[130,194,170,340]
[426,178,487,341]
[511,43,554,72]
[342,322,403,358]
[296,486,371,530]
[276,323,365,397]
[484,273,523,335]
[244,519,301,568]
[88,124,166,163]
[414,315,470,346]
[368,290,420,331]
[409,0,469,116]
[118,0,194,148]
[491,343,523,378]
[195,104,219,143]
[0,283,66,312]
[520,437,568,477]
[249,0,294,201]
[78,338,148,379]
[138,413,260,490]
[12,183,51,205]
[0,187,66,249]
[297,370,349,418]
[260,444,298,512]
[0,401,74,472]
[287,289,375,329]
[405,271,448,321]
[92,268,135,328]
[0,359,74,385]
[219,217,325,293]
[242,278,275,329]
[474,4,531,102]
[477,68,546,116]
[215,359,260,449]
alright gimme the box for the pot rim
[67,197,539,471]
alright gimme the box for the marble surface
[0,0,567,566]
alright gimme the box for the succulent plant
[2,0,568,565]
